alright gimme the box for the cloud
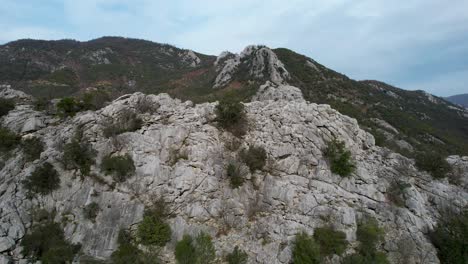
[1,0,467,96]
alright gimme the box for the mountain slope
[446,93,468,108]
[1,38,468,157]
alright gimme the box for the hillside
[1,37,468,157]
[446,93,468,108]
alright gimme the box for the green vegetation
[45,68,79,86]
[215,97,247,137]
[428,210,468,264]
[22,162,60,196]
[0,127,20,152]
[21,137,44,162]
[0,98,15,117]
[387,181,411,207]
[81,90,111,110]
[240,146,267,172]
[83,202,100,222]
[415,152,451,179]
[111,229,161,264]
[292,232,321,264]
[323,139,355,177]
[103,110,142,138]
[57,97,82,117]
[226,246,248,264]
[313,226,348,257]
[21,220,81,263]
[342,217,389,264]
[62,133,96,176]
[227,163,245,188]
[137,206,172,246]
[100,154,135,182]
[175,232,216,264]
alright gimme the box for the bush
[387,181,410,207]
[21,221,81,263]
[428,210,468,264]
[227,163,245,188]
[137,210,171,246]
[342,217,389,264]
[103,110,142,138]
[83,202,100,222]
[313,227,348,256]
[175,232,216,264]
[415,152,451,179]
[101,154,135,182]
[22,137,44,162]
[226,246,248,264]
[22,162,60,196]
[63,137,96,176]
[215,98,247,137]
[292,232,321,264]
[81,90,111,111]
[323,139,355,177]
[57,97,81,117]
[240,146,267,172]
[0,98,15,117]
[0,127,20,152]
[111,230,161,264]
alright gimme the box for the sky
[1,0,467,96]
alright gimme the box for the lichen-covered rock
[0,88,466,263]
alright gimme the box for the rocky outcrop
[0,87,466,263]
[214,46,290,88]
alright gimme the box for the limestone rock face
[0,88,466,263]
[214,46,290,88]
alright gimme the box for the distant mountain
[446,94,468,108]
[1,37,468,156]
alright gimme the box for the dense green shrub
[428,210,468,264]
[415,152,451,179]
[103,110,142,138]
[137,210,171,246]
[63,137,96,176]
[34,97,51,112]
[22,162,60,196]
[21,221,81,263]
[83,202,100,222]
[323,139,355,177]
[215,97,247,137]
[101,154,135,182]
[0,127,20,152]
[292,232,321,264]
[81,90,111,111]
[0,98,15,117]
[342,217,389,264]
[227,163,245,188]
[22,137,44,162]
[175,232,216,264]
[111,230,161,264]
[313,227,348,256]
[240,146,267,172]
[57,97,81,117]
[226,246,248,264]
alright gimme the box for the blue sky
[1,0,467,96]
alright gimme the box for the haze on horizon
[1,0,467,96]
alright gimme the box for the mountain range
[446,93,468,108]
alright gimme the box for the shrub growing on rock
[226,246,248,264]
[137,208,172,246]
[387,181,411,207]
[428,210,468,264]
[415,152,451,179]
[83,202,100,222]
[101,154,135,182]
[0,98,15,117]
[63,137,96,176]
[313,226,348,257]
[111,229,161,264]
[175,232,216,264]
[292,232,321,264]
[323,139,355,177]
[0,127,20,152]
[21,137,44,162]
[22,162,60,196]
[56,97,81,117]
[21,221,81,263]
[227,163,246,188]
[215,97,247,137]
[103,110,142,138]
[240,146,267,172]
